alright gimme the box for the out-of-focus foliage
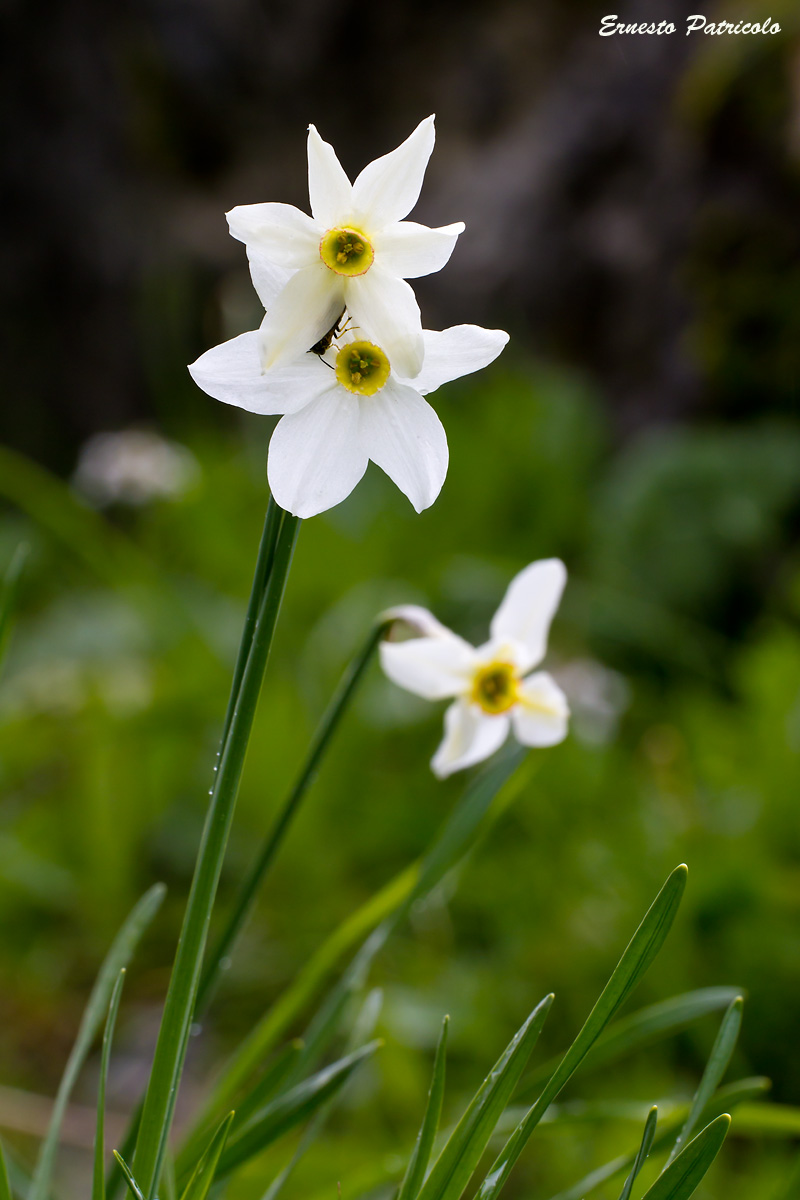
[1,352,799,1198]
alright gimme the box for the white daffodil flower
[189,320,508,518]
[380,560,570,778]
[226,115,464,379]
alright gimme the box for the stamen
[335,340,391,396]
[320,227,375,277]
[471,662,519,715]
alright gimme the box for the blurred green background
[2,0,800,1197]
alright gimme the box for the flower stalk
[132,504,300,1198]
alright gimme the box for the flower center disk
[471,662,519,715]
[335,341,391,396]
[320,227,375,276]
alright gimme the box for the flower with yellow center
[188,321,508,518]
[225,116,464,379]
[379,561,570,777]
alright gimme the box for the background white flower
[189,323,508,518]
[227,116,464,378]
[380,560,569,777]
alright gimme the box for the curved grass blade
[197,618,390,1014]
[179,1112,234,1200]
[215,1040,381,1178]
[133,511,300,1198]
[92,970,126,1200]
[0,544,27,673]
[641,1114,731,1200]
[476,864,688,1200]
[418,994,553,1200]
[618,1106,657,1200]
[519,987,742,1100]
[29,883,166,1200]
[664,996,742,1168]
[398,1015,450,1200]
[0,1141,11,1200]
[113,1153,145,1200]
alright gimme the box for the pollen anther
[471,661,520,715]
[335,340,391,396]
[320,227,375,276]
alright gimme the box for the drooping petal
[188,330,330,415]
[345,267,423,378]
[511,672,570,747]
[260,264,344,370]
[358,380,448,513]
[489,559,567,672]
[307,125,353,226]
[267,387,367,518]
[380,604,456,640]
[226,202,321,267]
[380,633,476,700]
[404,326,510,394]
[373,220,465,279]
[351,115,436,226]
[245,245,294,311]
[431,699,510,778]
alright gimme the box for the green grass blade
[773,1148,800,1200]
[92,970,127,1200]
[208,748,525,1112]
[0,1141,12,1200]
[519,987,742,1100]
[476,864,688,1200]
[418,994,553,1200]
[398,1015,450,1200]
[215,1041,381,1178]
[197,618,390,1014]
[133,509,300,1198]
[664,996,742,1167]
[179,1113,234,1200]
[29,883,166,1200]
[0,544,27,674]
[618,1107,657,1200]
[641,1114,731,1200]
[113,1153,146,1200]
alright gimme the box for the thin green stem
[132,506,301,1199]
[195,618,390,1014]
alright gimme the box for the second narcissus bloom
[380,560,570,777]
[227,115,464,379]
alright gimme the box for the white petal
[351,115,436,226]
[345,267,424,378]
[373,221,465,279]
[267,388,367,518]
[244,246,294,311]
[380,604,455,640]
[490,559,567,672]
[307,125,353,226]
[404,326,510,394]
[431,699,510,779]
[358,380,448,513]
[260,264,344,370]
[226,202,320,268]
[511,672,570,747]
[380,634,476,700]
[188,330,330,415]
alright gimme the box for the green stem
[132,506,301,1198]
[195,618,390,1015]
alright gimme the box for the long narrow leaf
[215,1041,380,1178]
[476,864,688,1200]
[665,996,742,1167]
[418,994,553,1200]
[179,1113,234,1200]
[0,1142,12,1200]
[0,544,27,673]
[113,1153,146,1200]
[398,1016,450,1200]
[92,970,127,1200]
[29,883,166,1200]
[641,1114,731,1199]
[618,1107,657,1200]
[519,987,741,1099]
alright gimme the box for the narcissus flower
[189,321,508,518]
[380,560,569,777]
[227,116,463,378]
